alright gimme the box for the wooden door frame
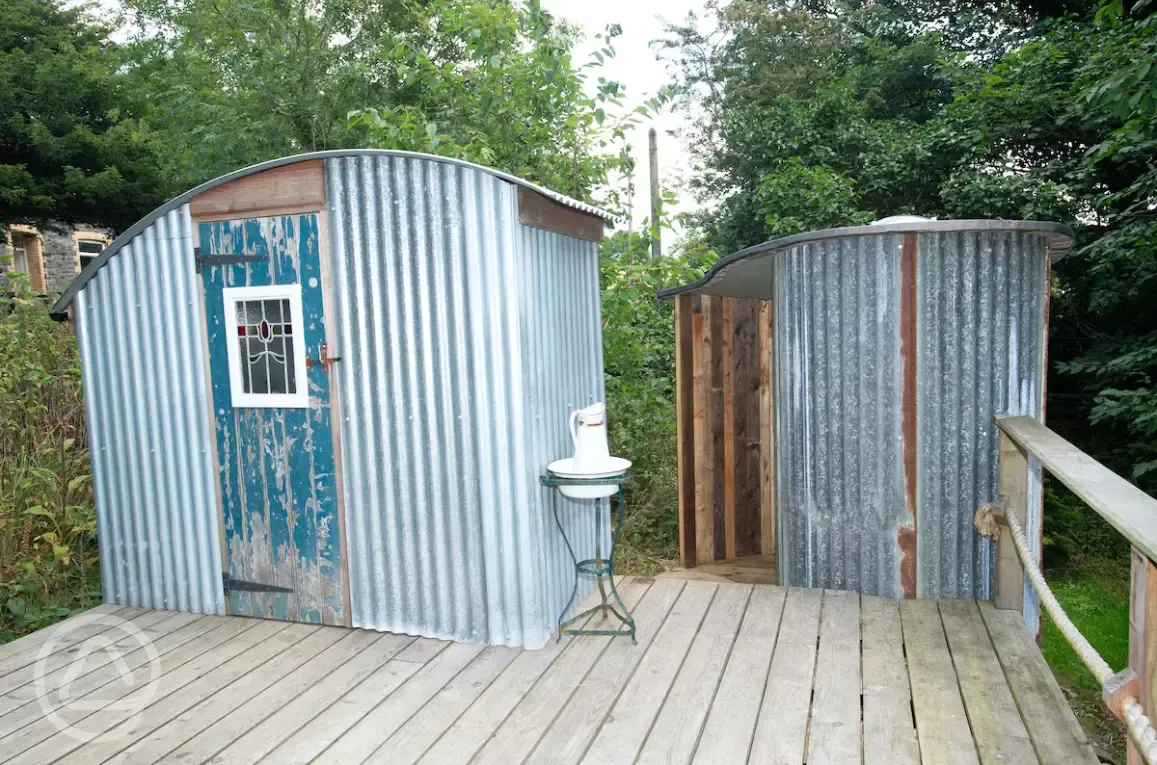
[191,191,352,626]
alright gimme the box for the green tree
[121,0,428,186]
[123,0,663,205]
[0,0,169,231]
[600,229,717,570]
[347,3,658,205]
[662,0,1157,496]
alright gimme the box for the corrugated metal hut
[52,150,613,649]
[661,218,1072,626]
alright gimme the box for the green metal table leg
[555,487,637,643]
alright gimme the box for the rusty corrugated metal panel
[773,234,906,597]
[75,205,225,615]
[326,154,603,648]
[916,231,1048,607]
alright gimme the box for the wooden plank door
[199,214,347,624]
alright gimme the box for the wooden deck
[0,578,1097,765]
[657,553,778,585]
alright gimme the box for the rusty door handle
[306,341,342,372]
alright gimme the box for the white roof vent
[870,215,935,225]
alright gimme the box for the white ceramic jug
[569,402,610,472]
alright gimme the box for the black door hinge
[194,247,267,274]
[222,572,294,595]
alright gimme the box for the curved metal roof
[53,149,617,312]
[657,219,1075,301]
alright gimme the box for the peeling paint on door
[200,214,346,625]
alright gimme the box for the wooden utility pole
[649,127,661,260]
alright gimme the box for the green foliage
[122,0,664,209]
[662,0,1157,497]
[0,272,98,643]
[1040,555,1131,760]
[758,158,872,237]
[0,0,170,231]
[347,3,668,210]
[1043,479,1130,569]
[600,231,717,572]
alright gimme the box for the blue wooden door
[199,214,347,625]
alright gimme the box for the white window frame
[222,284,310,409]
[77,238,104,270]
[10,233,28,273]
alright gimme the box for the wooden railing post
[995,431,1029,612]
[1129,550,1157,765]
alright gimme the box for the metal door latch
[307,341,342,373]
[222,572,293,595]
[193,247,267,273]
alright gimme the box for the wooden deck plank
[691,585,786,765]
[978,601,1100,765]
[93,623,341,765]
[901,598,980,765]
[0,604,128,662]
[210,632,416,765]
[414,634,572,765]
[861,596,918,765]
[155,627,387,764]
[313,641,485,765]
[0,590,1108,765]
[0,611,205,752]
[748,587,823,765]
[468,578,653,765]
[0,616,246,756]
[579,582,718,765]
[264,638,448,765]
[0,607,156,694]
[634,583,752,765]
[6,619,296,765]
[371,645,521,765]
[524,578,688,765]
[806,590,862,765]
[0,612,221,728]
[657,554,777,586]
[939,599,1039,765]
[412,586,611,765]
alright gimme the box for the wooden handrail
[996,415,1157,563]
[994,414,1157,764]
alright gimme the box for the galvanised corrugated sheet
[516,226,605,631]
[773,234,906,597]
[327,154,600,648]
[916,231,1047,611]
[75,205,225,615]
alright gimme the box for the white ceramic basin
[547,457,631,499]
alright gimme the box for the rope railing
[976,504,1157,763]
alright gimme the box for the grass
[1041,555,1130,763]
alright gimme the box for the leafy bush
[0,272,98,643]
[600,231,717,573]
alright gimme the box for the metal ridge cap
[657,219,1075,300]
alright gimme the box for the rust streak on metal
[900,232,919,598]
[898,527,917,598]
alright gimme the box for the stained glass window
[235,298,297,395]
[222,284,308,408]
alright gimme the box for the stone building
[2,224,112,294]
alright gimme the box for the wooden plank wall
[674,293,774,568]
